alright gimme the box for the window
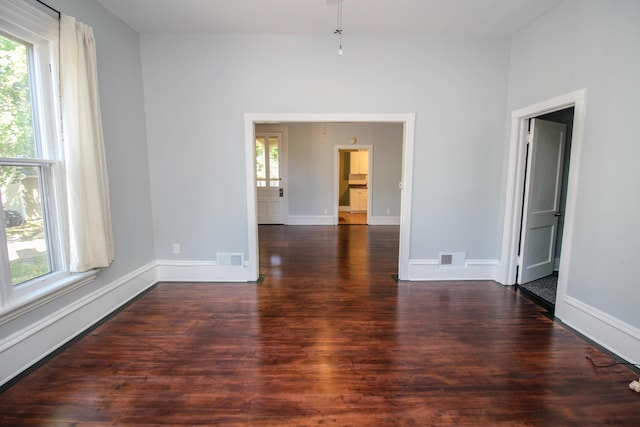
[255,134,281,188]
[0,2,68,307]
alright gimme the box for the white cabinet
[350,188,368,213]
[350,151,368,174]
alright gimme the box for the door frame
[334,145,373,225]
[244,113,416,282]
[255,125,289,225]
[498,89,586,318]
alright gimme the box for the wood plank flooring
[1,225,639,425]
[338,212,367,225]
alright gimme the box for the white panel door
[256,132,284,224]
[518,119,567,284]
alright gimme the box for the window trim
[0,269,97,325]
[0,0,86,315]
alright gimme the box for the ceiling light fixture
[334,0,343,55]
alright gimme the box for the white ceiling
[95,0,563,37]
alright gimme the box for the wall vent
[440,254,453,265]
[439,252,466,268]
[217,252,244,267]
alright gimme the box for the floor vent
[217,252,244,267]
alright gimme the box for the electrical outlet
[386,208,391,215]
[324,208,328,214]
[172,243,180,254]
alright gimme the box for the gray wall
[0,0,155,382]
[285,122,403,217]
[48,0,155,277]
[507,0,640,327]
[141,34,511,261]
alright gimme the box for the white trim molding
[493,90,640,366]
[0,271,97,325]
[407,259,499,281]
[369,216,401,225]
[245,113,416,282]
[498,89,586,287]
[156,260,251,282]
[560,296,640,367]
[498,89,588,348]
[287,215,335,226]
[334,144,374,226]
[0,262,157,387]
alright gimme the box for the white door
[256,132,284,224]
[518,119,567,284]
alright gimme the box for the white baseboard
[407,259,499,281]
[558,295,640,366]
[156,260,251,282]
[0,262,157,387]
[369,216,400,225]
[287,215,334,225]
[2,256,637,391]
[286,215,400,226]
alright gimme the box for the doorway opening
[245,114,416,282]
[516,107,574,314]
[337,147,371,226]
[499,89,586,321]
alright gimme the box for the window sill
[0,270,98,325]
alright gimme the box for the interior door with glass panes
[256,132,284,224]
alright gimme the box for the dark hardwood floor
[338,211,367,225]
[1,225,638,425]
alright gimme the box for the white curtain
[60,14,114,272]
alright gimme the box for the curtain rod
[36,0,61,18]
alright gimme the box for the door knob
[279,188,284,197]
